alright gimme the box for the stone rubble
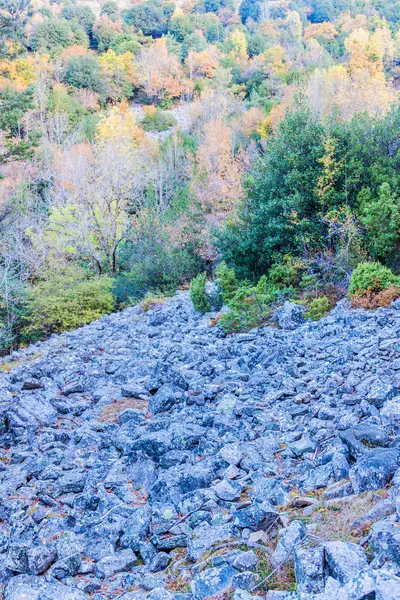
[0,291,400,599]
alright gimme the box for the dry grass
[0,353,41,373]
[254,548,296,594]
[210,314,223,327]
[289,489,388,544]
[97,397,148,423]
[351,286,400,309]
[140,294,167,312]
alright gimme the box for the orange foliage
[136,38,190,100]
[194,118,243,213]
[186,47,220,79]
[351,287,400,309]
[304,22,337,41]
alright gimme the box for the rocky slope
[0,292,400,600]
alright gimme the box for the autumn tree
[0,0,30,58]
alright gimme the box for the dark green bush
[215,261,238,303]
[349,262,400,296]
[190,272,210,313]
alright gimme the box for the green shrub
[215,261,238,303]
[269,257,302,288]
[219,276,293,333]
[306,296,330,321]
[348,262,400,296]
[190,272,210,313]
[141,108,176,132]
[23,266,114,341]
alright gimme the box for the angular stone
[213,479,243,502]
[350,448,400,493]
[294,544,325,594]
[370,517,400,564]
[149,384,178,415]
[232,502,279,531]
[232,550,258,572]
[187,524,236,561]
[324,541,368,584]
[5,575,88,600]
[96,549,137,578]
[191,566,236,600]
[271,521,306,569]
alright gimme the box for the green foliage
[23,266,115,341]
[215,261,238,303]
[217,104,326,279]
[359,183,400,264]
[306,296,330,321]
[349,262,400,296]
[217,103,400,281]
[113,212,204,308]
[309,0,334,23]
[196,0,234,14]
[0,86,37,163]
[101,1,119,17]
[141,109,176,132]
[123,0,172,38]
[30,18,89,54]
[0,0,30,57]
[61,3,95,34]
[219,276,292,333]
[63,55,105,97]
[110,33,141,55]
[269,257,302,288]
[239,0,262,23]
[190,272,210,313]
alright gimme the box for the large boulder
[349,448,400,493]
[324,541,368,584]
[275,302,306,330]
[5,575,88,600]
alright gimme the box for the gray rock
[370,517,400,564]
[5,575,88,600]
[276,302,306,330]
[191,566,236,600]
[271,521,306,568]
[96,549,137,578]
[213,479,243,501]
[149,384,178,414]
[294,544,325,594]
[232,550,258,572]
[350,448,400,493]
[375,569,400,600]
[324,541,368,584]
[187,524,236,561]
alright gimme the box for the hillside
[2,0,400,350]
[0,293,400,599]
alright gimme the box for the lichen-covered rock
[349,449,400,493]
[5,575,89,600]
[191,566,236,600]
[324,541,368,584]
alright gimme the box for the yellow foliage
[0,53,51,90]
[263,46,288,76]
[229,30,248,62]
[307,64,395,119]
[97,100,143,146]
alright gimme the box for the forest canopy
[1,0,400,348]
